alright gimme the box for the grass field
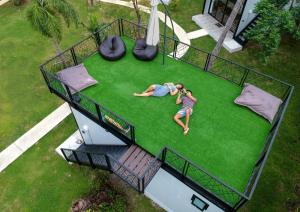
[81,38,270,192]
[0,0,299,211]
[0,116,162,211]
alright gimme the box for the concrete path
[192,14,242,53]
[0,0,9,6]
[0,103,71,172]
[187,29,209,40]
[98,0,191,58]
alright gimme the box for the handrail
[163,146,248,199]
[42,69,134,127]
[41,19,293,207]
[245,85,294,198]
[119,20,292,89]
[107,154,141,179]
[61,147,142,191]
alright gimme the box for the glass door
[209,0,243,32]
[210,0,227,23]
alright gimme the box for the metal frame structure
[40,19,293,211]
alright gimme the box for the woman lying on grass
[174,90,197,135]
[134,83,184,97]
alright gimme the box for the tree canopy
[27,0,79,43]
[246,0,300,61]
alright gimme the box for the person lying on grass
[174,90,197,135]
[133,83,184,97]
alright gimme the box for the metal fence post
[72,151,81,165]
[120,18,124,36]
[162,148,167,163]
[40,67,52,93]
[61,149,70,162]
[94,31,101,46]
[182,161,188,180]
[130,125,135,144]
[118,19,122,36]
[105,155,113,173]
[87,153,95,169]
[173,39,178,58]
[139,178,145,193]
[240,69,250,86]
[184,162,189,176]
[95,103,104,124]
[65,84,74,102]
[233,197,247,211]
[70,47,78,65]
[204,53,211,71]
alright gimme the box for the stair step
[124,147,143,167]
[118,145,137,164]
[126,150,147,170]
[118,145,161,181]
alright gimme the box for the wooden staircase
[115,145,161,185]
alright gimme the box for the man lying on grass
[174,90,197,135]
[134,83,184,97]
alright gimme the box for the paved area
[55,130,83,159]
[0,103,71,172]
[98,0,191,58]
[192,14,242,53]
[187,29,209,39]
[0,0,9,6]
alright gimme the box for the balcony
[40,19,293,210]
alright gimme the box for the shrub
[169,0,179,11]
[13,0,25,6]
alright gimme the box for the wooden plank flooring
[118,145,161,182]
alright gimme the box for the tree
[27,0,79,55]
[82,13,106,34]
[291,5,300,39]
[132,0,143,38]
[207,0,246,70]
[245,0,299,61]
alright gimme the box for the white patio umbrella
[146,0,160,46]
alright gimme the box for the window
[191,194,209,211]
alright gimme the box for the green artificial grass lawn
[82,37,270,191]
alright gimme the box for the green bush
[169,0,179,11]
[13,0,25,6]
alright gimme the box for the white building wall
[71,107,126,146]
[235,0,259,35]
[204,0,212,14]
[202,0,259,35]
[145,169,225,212]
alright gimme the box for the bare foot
[183,127,189,135]
[133,93,140,96]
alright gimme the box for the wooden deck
[115,145,161,186]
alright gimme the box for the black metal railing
[243,85,294,199]
[158,147,248,209]
[61,147,161,193]
[41,21,135,145]
[41,18,293,211]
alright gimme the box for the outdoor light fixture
[191,194,209,211]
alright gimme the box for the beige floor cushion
[234,83,282,123]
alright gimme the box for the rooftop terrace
[81,37,271,192]
[41,19,293,209]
